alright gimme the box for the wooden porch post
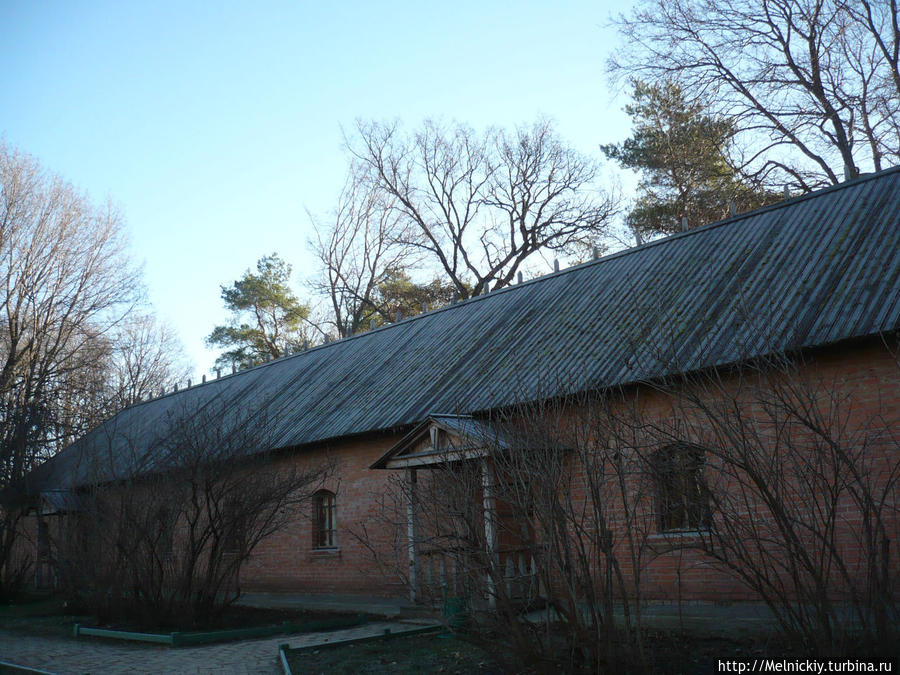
[481,458,498,609]
[406,468,418,603]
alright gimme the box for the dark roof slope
[31,166,900,490]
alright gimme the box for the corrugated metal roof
[30,166,900,490]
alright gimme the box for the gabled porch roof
[370,414,511,470]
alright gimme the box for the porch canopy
[371,414,512,605]
[370,414,511,470]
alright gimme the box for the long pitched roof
[30,166,900,490]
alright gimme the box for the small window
[313,490,337,549]
[653,443,711,532]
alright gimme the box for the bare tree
[49,314,193,442]
[0,142,141,596]
[108,313,192,407]
[349,119,617,299]
[308,165,418,337]
[611,0,900,191]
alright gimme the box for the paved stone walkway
[0,620,439,674]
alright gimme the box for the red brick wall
[589,338,900,603]
[240,433,409,597]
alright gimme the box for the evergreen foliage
[602,81,778,237]
[206,254,310,369]
[361,270,458,328]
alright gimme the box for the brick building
[16,166,900,607]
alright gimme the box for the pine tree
[602,80,778,238]
[362,270,458,327]
[206,254,310,370]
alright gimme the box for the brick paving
[0,620,440,674]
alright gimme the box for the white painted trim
[384,446,489,469]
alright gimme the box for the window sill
[309,547,341,560]
[648,529,710,541]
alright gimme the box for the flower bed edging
[283,623,442,656]
[72,614,369,647]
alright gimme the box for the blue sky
[1,0,635,376]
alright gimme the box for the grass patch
[286,633,503,674]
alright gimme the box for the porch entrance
[371,414,542,610]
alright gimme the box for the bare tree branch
[611,0,900,189]
[349,119,617,298]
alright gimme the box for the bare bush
[352,393,659,673]
[54,399,332,628]
[355,343,899,667]
[649,352,900,656]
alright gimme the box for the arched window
[313,490,337,549]
[653,443,711,532]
